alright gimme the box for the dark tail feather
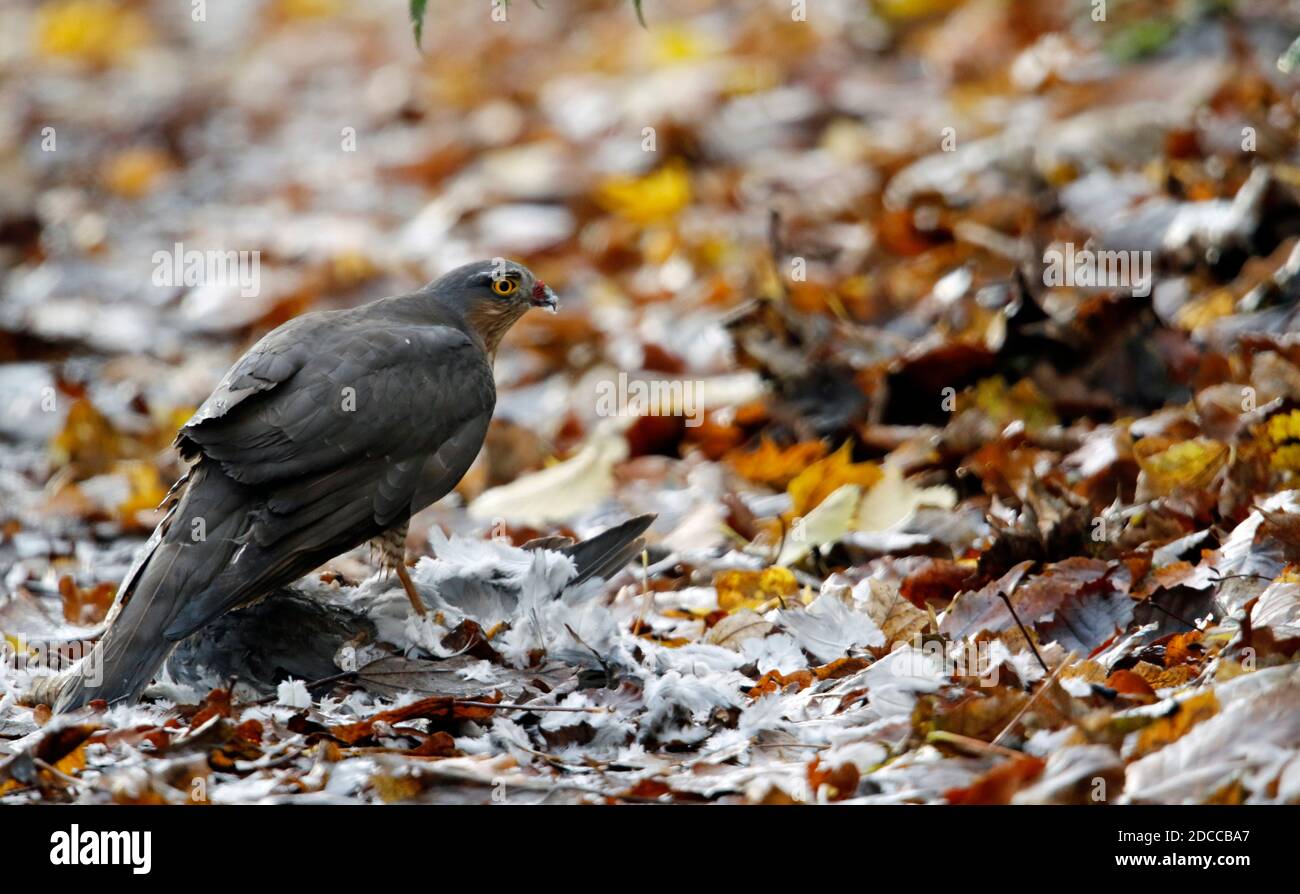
[31,463,252,713]
[563,514,655,586]
[47,544,189,712]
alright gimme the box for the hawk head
[430,258,558,352]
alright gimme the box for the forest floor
[3,0,1300,804]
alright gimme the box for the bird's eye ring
[492,278,518,296]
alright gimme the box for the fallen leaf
[946,756,1046,804]
[786,442,881,519]
[727,437,828,489]
[1133,436,1229,497]
[469,418,630,526]
[714,566,798,612]
[595,160,691,224]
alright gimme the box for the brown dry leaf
[1132,663,1197,690]
[939,560,1035,641]
[812,656,872,681]
[1009,557,1114,626]
[1035,583,1136,656]
[922,687,1032,741]
[748,668,814,697]
[807,756,860,802]
[1138,560,1203,597]
[785,442,882,519]
[0,722,100,793]
[859,578,929,647]
[705,609,773,650]
[331,695,500,745]
[900,558,974,608]
[727,437,828,489]
[409,731,458,757]
[189,688,235,729]
[57,575,115,626]
[371,772,426,803]
[1131,691,1219,759]
[945,756,1046,805]
[714,567,798,613]
[1060,660,1107,684]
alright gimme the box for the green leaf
[409,0,428,49]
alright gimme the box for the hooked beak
[531,281,558,313]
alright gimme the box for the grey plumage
[37,260,565,712]
[164,514,656,695]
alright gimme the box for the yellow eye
[492,278,518,296]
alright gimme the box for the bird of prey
[32,259,635,713]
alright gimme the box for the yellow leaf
[50,398,122,475]
[652,25,719,65]
[776,483,861,566]
[101,147,173,199]
[1174,289,1235,332]
[1267,410,1300,472]
[1132,691,1218,758]
[786,442,881,519]
[115,461,167,531]
[277,0,342,18]
[36,0,152,66]
[714,567,798,613]
[872,0,963,21]
[1133,436,1228,496]
[964,376,1057,431]
[595,161,691,225]
[53,743,89,779]
[728,438,828,489]
[1268,409,1300,442]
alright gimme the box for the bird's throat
[464,302,527,356]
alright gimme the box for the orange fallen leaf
[785,442,881,519]
[728,437,828,489]
[331,695,500,744]
[807,756,859,802]
[945,756,1046,805]
[57,575,116,625]
[1105,669,1157,701]
[1164,630,1204,667]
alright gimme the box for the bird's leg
[394,561,427,617]
[372,523,426,617]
